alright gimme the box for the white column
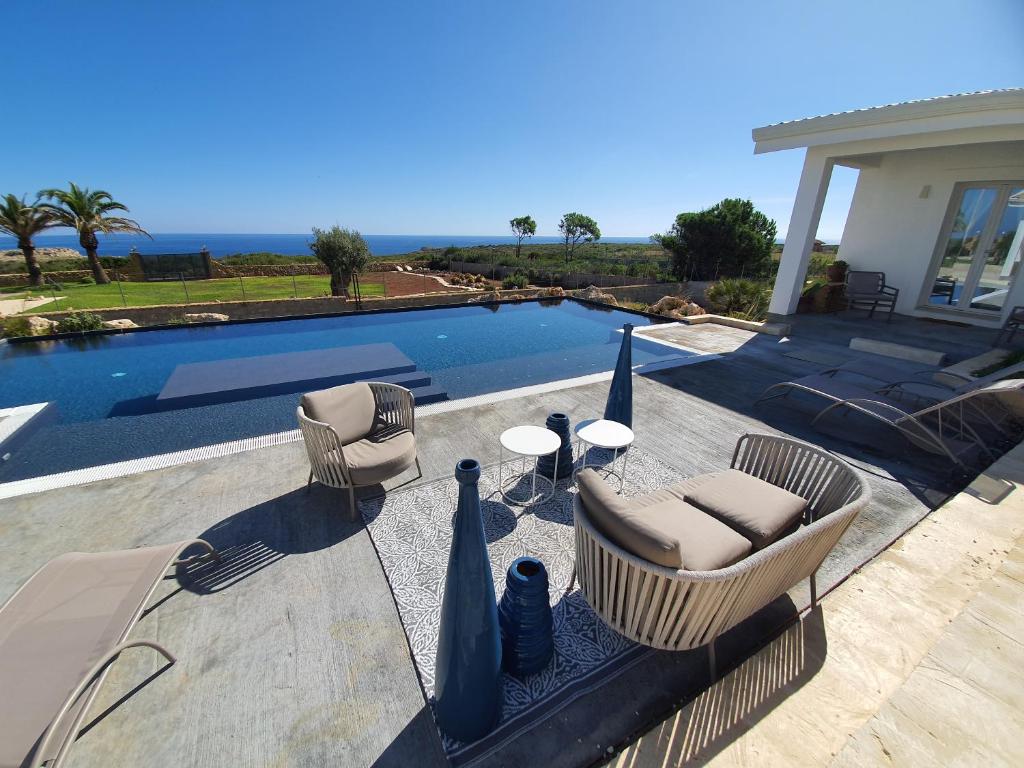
[769,150,834,316]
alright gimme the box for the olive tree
[558,212,600,263]
[509,215,537,259]
[310,225,370,299]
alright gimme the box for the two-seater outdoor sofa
[572,433,870,674]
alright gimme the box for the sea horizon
[0,232,653,258]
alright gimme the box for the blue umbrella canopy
[604,323,633,428]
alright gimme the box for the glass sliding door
[927,183,1024,314]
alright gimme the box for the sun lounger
[0,539,217,768]
[757,374,1024,466]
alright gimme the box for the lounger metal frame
[14,539,219,768]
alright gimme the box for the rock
[573,285,618,305]
[183,312,229,323]
[25,316,59,335]
[101,318,139,329]
[545,286,566,297]
[649,295,704,319]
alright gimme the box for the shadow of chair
[180,485,360,594]
[614,606,828,766]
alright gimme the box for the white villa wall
[837,141,1024,322]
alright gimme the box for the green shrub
[2,316,32,338]
[806,252,835,278]
[77,275,96,284]
[219,252,319,266]
[705,278,772,321]
[56,312,104,333]
[502,273,529,290]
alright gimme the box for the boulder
[25,316,58,335]
[545,286,566,297]
[649,295,705,319]
[183,312,230,323]
[101,318,139,330]
[573,285,618,306]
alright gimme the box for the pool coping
[0,350,716,500]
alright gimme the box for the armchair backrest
[845,270,885,295]
[299,383,376,444]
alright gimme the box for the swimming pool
[0,299,685,482]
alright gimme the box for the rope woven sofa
[572,433,870,673]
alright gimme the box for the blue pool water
[0,300,680,482]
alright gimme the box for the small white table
[573,419,635,492]
[498,425,562,506]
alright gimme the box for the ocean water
[0,232,649,258]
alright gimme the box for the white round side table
[573,419,635,492]
[498,425,562,506]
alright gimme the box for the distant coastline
[0,233,650,258]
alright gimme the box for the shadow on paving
[180,485,361,594]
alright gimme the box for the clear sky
[3,1,1022,240]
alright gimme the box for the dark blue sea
[0,232,649,258]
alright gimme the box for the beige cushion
[301,383,376,445]
[577,469,751,570]
[685,468,806,550]
[333,425,417,485]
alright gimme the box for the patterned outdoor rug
[359,446,685,764]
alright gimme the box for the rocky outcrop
[101,318,139,330]
[573,285,618,306]
[183,312,229,323]
[649,295,705,320]
[26,316,59,335]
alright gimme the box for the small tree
[656,198,776,281]
[310,226,370,299]
[509,215,537,259]
[0,194,55,287]
[558,212,600,263]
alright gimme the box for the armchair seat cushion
[684,469,806,549]
[301,383,376,445]
[330,426,417,485]
[577,469,751,570]
[848,291,895,302]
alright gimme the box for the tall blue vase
[537,412,573,479]
[604,323,634,428]
[433,459,503,742]
[498,557,554,676]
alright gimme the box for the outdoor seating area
[3,309,1021,767]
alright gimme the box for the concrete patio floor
[0,311,1011,767]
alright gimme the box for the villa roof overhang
[751,89,1024,160]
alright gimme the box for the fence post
[239,276,247,302]
[50,281,60,311]
[292,273,298,299]
[115,272,127,306]
[180,272,190,304]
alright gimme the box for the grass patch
[16,276,384,312]
[973,349,1024,377]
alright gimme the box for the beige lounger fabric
[0,542,207,768]
[300,383,376,444]
[576,469,751,570]
[685,468,806,549]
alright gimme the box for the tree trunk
[80,231,110,284]
[515,239,522,260]
[19,239,43,287]
[330,270,352,298]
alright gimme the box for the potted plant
[826,259,848,283]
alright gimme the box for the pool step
[407,384,449,405]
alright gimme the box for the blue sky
[3,1,1022,240]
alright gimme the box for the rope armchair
[572,433,869,673]
[297,381,421,516]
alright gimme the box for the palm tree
[0,194,56,287]
[39,183,150,284]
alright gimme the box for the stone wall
[605,281,710,305]
[0,270,94,288]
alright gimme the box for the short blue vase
[498,557,554,677]
[433,459,503,742]
[537,412,573,480]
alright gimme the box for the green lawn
[5,275,383,312]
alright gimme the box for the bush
[220,252,319,266]
[806,252,835,279]
[705,279,772,321]
[502,273,529,290]
[2,316,32,338]
[76,275,95,284]
[56,312,104,333]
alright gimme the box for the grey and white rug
[359,446,685,764]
